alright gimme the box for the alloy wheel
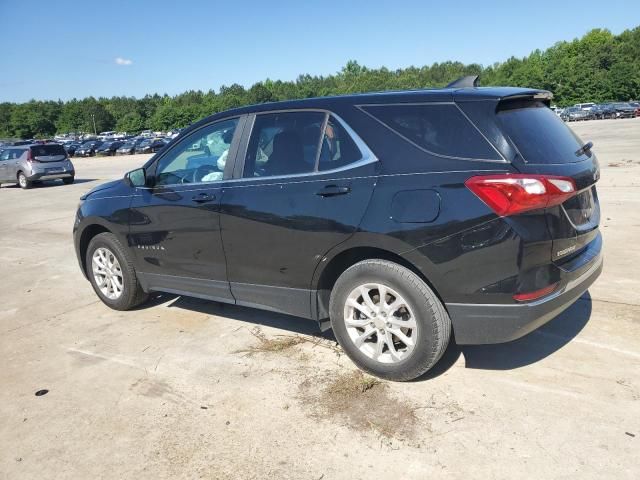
[92,247,124,300]
[343,283,417,363]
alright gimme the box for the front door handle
[316,185,351,197]
[191,192,216,203]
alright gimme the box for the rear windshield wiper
[575,141,593,156]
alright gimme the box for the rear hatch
[494,98,600,263]
[30,144,68,163]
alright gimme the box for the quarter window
[155,118,238,186]
[361,104,499,160]
[318,116,362,171]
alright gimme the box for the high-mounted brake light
[465,174,577,216]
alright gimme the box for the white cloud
[114,57,133,66]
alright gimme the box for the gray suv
[0,144,75,189]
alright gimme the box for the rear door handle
[191,192,216,203]
[316,185,351,197]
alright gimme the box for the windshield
[498,101,589,164]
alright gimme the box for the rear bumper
[28,171,75,181]
[446,249,603,345]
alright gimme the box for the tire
[63,176,74,185]
[86,232,148,310]
[17,172,32,189]
[329,259,451,381]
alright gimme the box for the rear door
[5,149,23,180]
[490,99,600,262]
[219,110,377,318]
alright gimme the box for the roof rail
[446,75,479,88]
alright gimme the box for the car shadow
[34,178,98,187]
[163,294,332,339]
[142,290,593,379]
[413,292,593,381]
[2,179,98,188]
[459,292,592,371]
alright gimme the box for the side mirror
[125,167,147,187]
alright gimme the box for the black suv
[73,78,602,380]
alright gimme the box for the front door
[128,117,243,302]
[220,111,377,318]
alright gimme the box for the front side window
[155,118,238,186]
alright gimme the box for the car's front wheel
[63,176,74,185]
[86,232,148,310]
[329,259,451,381]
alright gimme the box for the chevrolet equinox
[73,77,603,381]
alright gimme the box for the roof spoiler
[446,75,479,88]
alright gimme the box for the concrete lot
[1,119,639,479]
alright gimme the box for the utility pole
[91,113,97,136]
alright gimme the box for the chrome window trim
[356,102,507,163]
[231,109,379,184]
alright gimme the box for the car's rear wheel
[329,259,451,381]
[17,172,32,189]
[63,176,74,185]
[86,232,148,310]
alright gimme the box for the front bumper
[446,248,603,345]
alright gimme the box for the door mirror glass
[126,167,146,187]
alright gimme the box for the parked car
[116,142,137,155]
[96,141,124,156]
[609,102,636,119]
[75,140,103,157]
[591,104,617,120]
[629,102,640,117]
[166,128,183,139]
[574,102,596,111]
[0,143,75,188]
[135,138,167,154]
[64,143,82,157]
[74,80,602,381]
[561,106,592,121]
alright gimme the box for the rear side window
[361,103,500,160]
[498,101,588,164]
[30,144,67,157]
[243,111,325,178]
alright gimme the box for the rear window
[498,101,588,164]
[30,144,66,157]
[361,103,500,160]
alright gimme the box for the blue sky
[1,0,639,102]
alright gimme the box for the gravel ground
[0,118,639,479]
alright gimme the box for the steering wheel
[192,165,217,183]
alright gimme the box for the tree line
[1,27,638,139]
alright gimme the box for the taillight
[26,150,40,163]
[465,174,576,216]
[513,283,558,302]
